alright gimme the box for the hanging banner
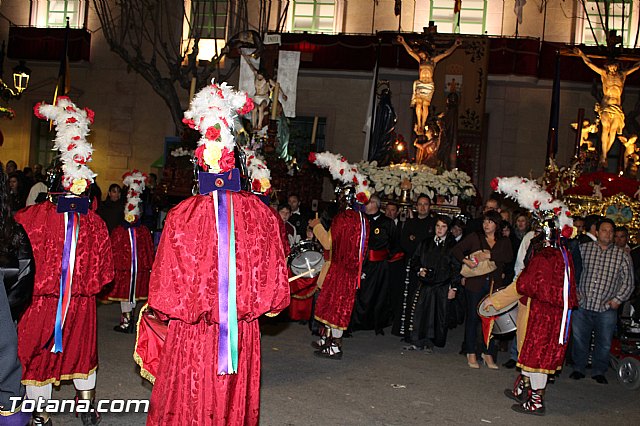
[277,50,301,118]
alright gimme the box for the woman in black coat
[403,215,461,352]
[0,163,34,425]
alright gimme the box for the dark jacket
[0,223,35,321]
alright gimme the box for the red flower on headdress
[356,192,369,204]
[533,200,541,209]
[195,145,208,171]
[73,154,86,164]
[72,136,80,141]
[218,147,235,172]
[561,225,573,239]
[65,105,76,113]
[490,177,499,191]
[352,176,359,184]
[339,169,344,175]
[67,143,77,151]
[308,152,317,163]
[205,125,221,141]
[182,118,196,129]
[363,180,368,186]
[57,96,70,103]
[565,210,572,217]
[33,103,46,120]
[251,179,261,192]
[127,203,135,211]
[553,207,562,216]
[66,117,77,124]
[238,95,254,115]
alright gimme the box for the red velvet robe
[314,209,369,329]
[516,247,578,373]
[146,193,289,426]
[14,201,114,385]
[104,225,154,301]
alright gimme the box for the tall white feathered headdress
[309,151,371,204]
[122,170,148,223]
[182,80,254,173]
[34,96,96,195]
[491,176,574,238]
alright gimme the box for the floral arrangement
[122,170,148,223]
[243,147,272,195]
[358,161,476,201]
[34,96,96,195]
[309,151,371,203]
[182,80,254,173]
[491,176,574,238]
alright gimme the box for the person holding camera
[403,215,461,352]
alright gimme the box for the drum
[289,240,324,278]
[477,294,518,335]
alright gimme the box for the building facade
[0,0,638,198]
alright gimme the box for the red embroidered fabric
[104,225,154,301]
[14,201,114,384]
[145,193,289,426]
[314,209,369,329]
[516,247,578,373]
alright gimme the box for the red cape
[516,247,578,373]
[14,201,114,384]
[145,193,289,426]
[103,224,154,301]
[315,209,369,329]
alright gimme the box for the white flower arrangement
[309,152,371,203]
[122,170,148,223]
[242,147,272,194]
[33,96,96,195]
[358,162,476,201]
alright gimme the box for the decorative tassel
[128,227,138,306]
[214,191,238,375]
[52,212,80,353]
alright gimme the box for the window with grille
[292,0,336,34]
[581,0,633,47]
[430,0,486,35]
[189,0,229,39]
[46,0,81,28]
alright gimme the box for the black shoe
[569,371,585,380]
[504,388,527,404]
[113,322,134,334]
[503,359,517,369]
[592,375,608,384]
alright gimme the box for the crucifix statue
[397,32,462,136]
[574,46,640,166]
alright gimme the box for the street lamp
[1,60,31,101]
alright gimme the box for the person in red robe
[104,171,155,333]
[483,177,577,416]
[309,186,369,359]
[140,82,290,426]
[16,97,114,426]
